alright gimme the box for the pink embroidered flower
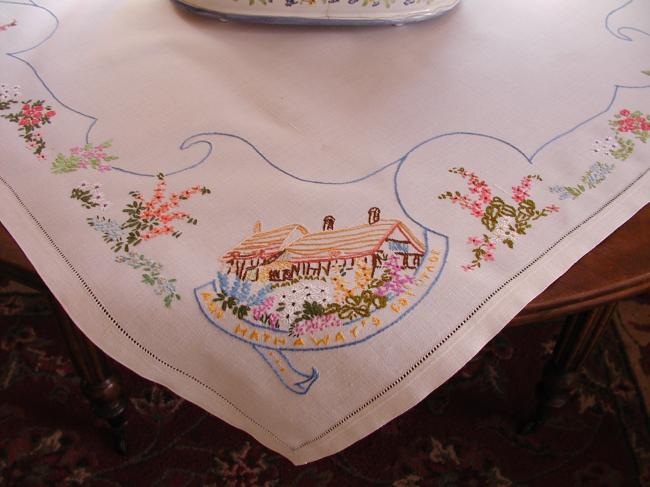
[441,168,557,272]
[479,188,492,203]
[375,255,414,297]
[251,296,277,324]
[612,109,650,141]
[268,313,279,328]
[469,201,484,217]
[292,313,342,336]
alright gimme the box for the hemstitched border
[0,169,646,453]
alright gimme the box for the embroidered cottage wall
[221,208,425,283]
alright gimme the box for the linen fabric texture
[0,0,648,464]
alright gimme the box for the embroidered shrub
[373,254,413,298]
[115,252,180,308]
[78,174,210,307]
[0,98,56,158]
[549,162,615,200]
[70,181,112,210]
[52,140,118,174]
[605,109,649,162]
[213,272,273,321]
[101,173,210,252]
[610,109,650,143]
[439,168,559,271]
[548,107,647,202]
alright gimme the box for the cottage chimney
[252,220,262,234]
[368,207,380,225]
[323,215,335,231]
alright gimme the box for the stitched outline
[0,169,646,452]
[2,0,650,180]
[605,0,650,41]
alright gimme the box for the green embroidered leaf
[517,199,537,218]
[142,274,156,285]
[51,154,80,174]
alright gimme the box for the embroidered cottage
[220,209,425,282]
[220,222,308,281]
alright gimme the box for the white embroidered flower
[492,216,519,242]
[274,280,334,328]
[591,137,617,157]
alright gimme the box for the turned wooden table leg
[50,297,128,455]
[520,302,617,433]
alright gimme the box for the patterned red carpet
[1,289,649,487]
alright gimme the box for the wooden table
[1,204,649,450]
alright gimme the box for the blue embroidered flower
[229,277,241,301]
[250,285,272,306]
[156,278,178,297]
[217,272,230,294]
[548,185,572,200]
[584,162,614,188]
[88,216,124,241]
[239,280,252,303]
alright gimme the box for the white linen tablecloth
[0,0,648,464]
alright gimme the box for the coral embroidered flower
[105,174,211,252]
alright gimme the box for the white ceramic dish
[173,0,460,25]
